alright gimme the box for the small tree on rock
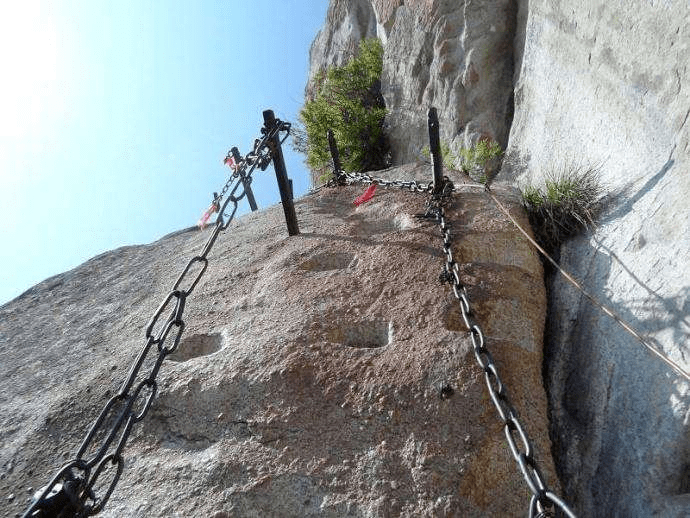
[300,38,389,178]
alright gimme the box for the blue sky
[0,0,328,305]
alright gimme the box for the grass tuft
[421,138,503,183]
[521,163,603,252]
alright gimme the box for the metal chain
[420,180,577,518]
[324,171,577,515]
[23,119,291,518]
[331,169,434,194]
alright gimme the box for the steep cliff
[1,170,557,517]
[504,2,690,516]
[3,1,688,517]
[309,0,690,516]
[308,0,516,165]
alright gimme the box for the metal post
[428,107,444,194]
[327,129,341,174]
[263,109,299,236]
[242,178,258,211]
[231,146,258,212]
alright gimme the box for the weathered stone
[309,0,690,515]
[0,166,556,517]
[9,0,688,514]
[499,1,690,516]
[307,0,378,95]
[307,0,516,168]
[381,0,516,165]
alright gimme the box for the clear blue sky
[0,0,328,305]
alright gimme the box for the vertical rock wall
[501,1,690,516]
[307,0,378,79]
[310,0,690,516]
[307,0,517,166]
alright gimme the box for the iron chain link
[23,119,291,518]
[330,170,434,195]
[421,180,577,518]
[318,170,577,517]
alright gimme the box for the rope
[488,191,690,382]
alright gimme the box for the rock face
[500,1,690,516]
[308,0,516,165]
[1,168,557,517]
[5,1,689,515]
[309,1,690,516]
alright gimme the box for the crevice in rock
[499,0,520,148]
[541,261,583,512]
[679,463,690,494]
[496,0,528,182]
[512,0,529,84]
[505,89,515,145]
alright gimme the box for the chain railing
[325,111,577,517]
[22,115,291,518]
[420,181,576,518]
[23,105,583,517]
[334,169,434,194]
[327,173,576,517]
[24,92,688,516]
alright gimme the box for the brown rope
[488,191,690,382]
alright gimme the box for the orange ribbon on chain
[354,184,378,206]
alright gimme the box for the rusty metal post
[263,109,299,236]
[231,146,258,212]
[428,107,444,194]
[327,129,341,174]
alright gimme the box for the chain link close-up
[331,169,434,195]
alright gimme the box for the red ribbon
[354,184,378,206]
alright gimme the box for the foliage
[299,38,389,176]
[521,185,544,207]
[521,163,603,252]
[290,124,308,157]
[458,139,503,180]
[422,138,503,183]
[421,141,456,170]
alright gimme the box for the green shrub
[421,141,456,170]
[300,38,389,176]
[421,138,503,183]
[521,164,602,252]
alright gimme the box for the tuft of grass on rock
[521,163,603,253]
[421,138,503,183]
[459,139,503,183]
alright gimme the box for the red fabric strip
[354,184,378,206]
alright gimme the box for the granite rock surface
[0,166,556,517]
[309,1,690,516]
[500,1,690,516]
[308,0,516,167]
